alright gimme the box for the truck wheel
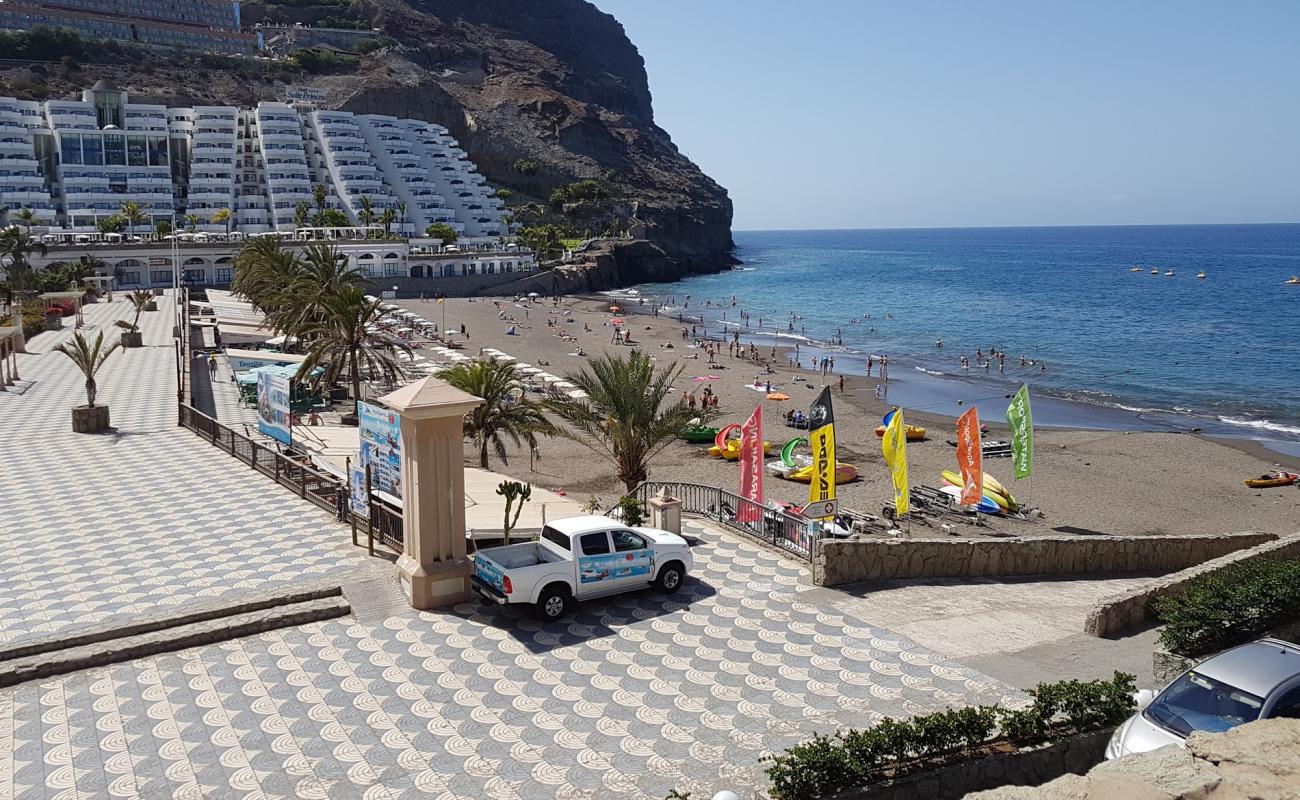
[535,585,571,621]
[654,562,685,594]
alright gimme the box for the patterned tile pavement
[0,295,374,646]
[0,524,1021,800]
[0,294,1023,799]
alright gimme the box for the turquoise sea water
[629,224,1300,451]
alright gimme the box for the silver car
[1106,638,1300,759]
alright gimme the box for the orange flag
[956,406,983,506]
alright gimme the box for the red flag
[956,407,983,506]
[737,404,764,522]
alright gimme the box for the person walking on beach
[881,354,889,383]
[867,355,874,376]
[829,357,835,373]
[838,374,845,393]
[207,354,218,379]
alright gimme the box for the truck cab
[471,515,694,620]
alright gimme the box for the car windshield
[1144,671,1263,738]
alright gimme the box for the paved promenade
[0,295,371,646]
[0,294,1021,799]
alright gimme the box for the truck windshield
[1144,671,1262,738]
[542,526,569,551]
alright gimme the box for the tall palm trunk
[350,346,361,418]
[479,439,490,469]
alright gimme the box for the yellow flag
[881,410,910,516]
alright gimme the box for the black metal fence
[628,482,821,561]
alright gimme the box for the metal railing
[178,404,345,518]
[628,482,822,561]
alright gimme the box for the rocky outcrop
[965,718,1300,799]
[483,239,683,296]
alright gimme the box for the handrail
[624,481,821,562]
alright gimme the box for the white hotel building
[0,81,509,240]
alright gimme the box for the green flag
[1006,384,1033,479]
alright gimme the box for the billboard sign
[256,370,291,444]
[358,401,402,499]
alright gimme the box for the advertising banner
[737,404,764,523]
[349,467,369,516]
[1006,384,1034,480]
[881,409,910,516]
[578,550,653,584]
[358,401,403,499]
[956,406,983,506]
[807,386,836,515]
[256,370,291,444]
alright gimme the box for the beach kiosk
[37,291,86,330]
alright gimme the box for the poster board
[257,370,292,444]
[358,401,402,499]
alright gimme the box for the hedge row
[1157,558,1300,658]
[761,672,1136,800]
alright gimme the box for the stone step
[0,595,351,687]
[0,583,344,663]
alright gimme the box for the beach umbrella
[766,392,791,401]
[528,292,541,298]
[609,305,621,312]
[610,318,625,325]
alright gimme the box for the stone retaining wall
[828,728,1111,800]
[813,532,1274,587]
[1083,532,1300,638]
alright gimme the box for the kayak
[678,425,720,443]
[874,424,927,441]
[708,439,772,460]
[939,485,1001,515]
[941,469,1018,511]
[1244,471,1299,489]
[772,460,860,484]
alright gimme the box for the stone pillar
[378,376,484,610]
[0,339,7,391]
[648,489,683,535]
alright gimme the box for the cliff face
[341,0,736,272]
[0,0,735,283]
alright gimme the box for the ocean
[626,224,1300,455]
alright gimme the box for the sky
[592,0,1300,231]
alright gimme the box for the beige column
[0,340,7,391]
[378,376,484,610]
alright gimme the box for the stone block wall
[829,729,1111,800]
[1084,532,1300,638]
[812,532,1275,587]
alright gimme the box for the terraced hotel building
[0,81,509,239]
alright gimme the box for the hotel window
[81,135,103,166]
[127,135,147,166]
[383,264,399,277]
[60,133,82,164]
[215,268,232,283]
[148,137,168,166]
[118,271,141,285]
[183,269,206,284]
[150,270,170,283]
[104,134,125,166]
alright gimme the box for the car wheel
[535,586,570,621]
[654,562,684,593]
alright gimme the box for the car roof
[1193,639,1300,698]
[546,516,621,536]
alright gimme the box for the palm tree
[184,213,200,233]
[212,208,233,235]
[15,207,41,231]
[265,243,365,336]
[0,226,47,293]
[379,207,397,236]
[549,351,699,492]
[294,201,310,228]
[231,237,301,313]
[54,330,120,408]
[440,360,556,469]
[119,200,147,239]
[396,201,407,232]
[357,195,375,230]
[295,286,406,420]
[312,183,328,213]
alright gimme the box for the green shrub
[1156,558,1300,658]
[762,673,1135,800]
[617,496,644,527]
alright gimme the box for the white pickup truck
[471,515,694,620]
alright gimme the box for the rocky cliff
[0,0,735,284]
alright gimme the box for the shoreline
[396,293,1300,540]
[598,288,1300,465]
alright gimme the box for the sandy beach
[396,293,1300,539]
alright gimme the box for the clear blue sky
[593,0,1300,231]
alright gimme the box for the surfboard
[939,484,1002,514]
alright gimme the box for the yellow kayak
[942,469,1017,511]
[708,440,773,460]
